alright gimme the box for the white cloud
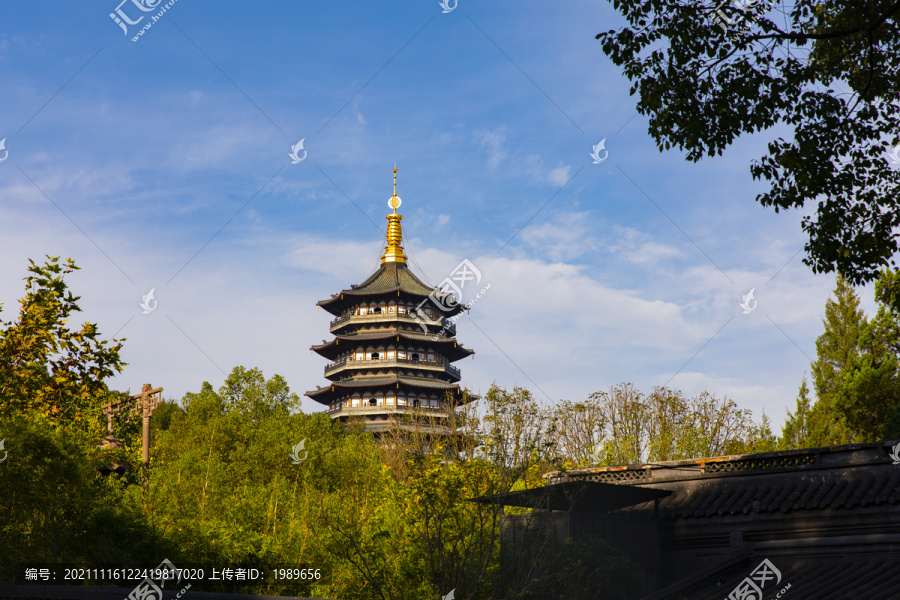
[475,127,507,170]
[548,164,571,186]
[519,211,597,261]
[608,227,686,265]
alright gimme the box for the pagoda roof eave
[316,262,467,317]
[310,331,475,361]
[305,376,476,404]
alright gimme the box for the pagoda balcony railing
[325,405,452,417]
[324,357,461,380]
[329,312,456,335]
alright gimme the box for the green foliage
[597,1,900,285]
[0,413,160,577]
[579,384,768,465]
[835,269,900,439]
[779,377,814,450]
[805,275,864,445]
[0,256,125,426]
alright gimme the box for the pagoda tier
[305,168,476,436]
[317,261,467,319]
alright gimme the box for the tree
[566,384,768,465]
[597,1,900,285]
[835,269,900,439]
[806,275,866,445]
[779,376,814,449]
[0,256,125,428]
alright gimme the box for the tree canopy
[598,0,900,284]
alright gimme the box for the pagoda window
[371,352,380,360]
[387,350,395,359]
[411,352,420,361]
[430,399,438,408]
[368,398,377,406]
[355,351,364,361]
[412,398,420,408]
[388,305,395,314]
[397,350,406,359]
[387,393,395,406]
[398,306,406,314]
[427,352,434,362]
[397,395,407,406]
[372,307,382,314]
[360,307,367,315]
[351,398,360,408]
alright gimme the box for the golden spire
[381,166,407,265]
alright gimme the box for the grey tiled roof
[317,262,466,316]
[547,442,900,518]
[310,330,474,361]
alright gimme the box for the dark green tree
[836,269,900,439]
[597,1,900,284]
[779,376,813,449]
[806,275,865,445]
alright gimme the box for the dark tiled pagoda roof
[317,262,467,317]
[311,329,474,361]
[305,374,466,403]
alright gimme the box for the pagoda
[305,168,475,435]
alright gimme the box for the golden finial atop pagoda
[381,166,407,265]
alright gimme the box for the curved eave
[317,292,468,318]
[310,332,475,361]
[316,263,468,317]
[305,376,474,404]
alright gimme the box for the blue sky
[0,1,879,431]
